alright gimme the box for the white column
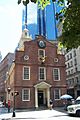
[47,87,50,107]
[35,87,38,108]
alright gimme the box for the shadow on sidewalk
[53,107,67,113]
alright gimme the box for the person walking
[8,100,10,113]
[49,99,53,110]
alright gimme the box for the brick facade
[0,53,14,102]
[7,36,66,109]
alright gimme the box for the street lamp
[12,91,19,117]
[7,87,11,113]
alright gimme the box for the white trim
[38,49,45,57]
[24,55,29,61]
[54,58,58,62]
[23,66,30,80]
[54,88,61,100]
[39,67,46,81]
[22,88,30,101]
[53,68,60,81]
[34,81,51,88]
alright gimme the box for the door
[38,91,43,106]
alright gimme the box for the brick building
[6,33,66,109]
[0,53,14,102]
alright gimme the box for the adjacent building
[0,53,14,102]
[57,19,80,99]
[64,48,80,98]
[0,51,2,62]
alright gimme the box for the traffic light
[14,91,19,96]
[11,92,13,96]
[30,0,37,3]
[18,0,21,4]
[11,91,19,96]
[23,0,29,6]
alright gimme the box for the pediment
[34,81,51,88]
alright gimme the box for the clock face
[38,40,46,48]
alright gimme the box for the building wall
[0,53,14,102]
[11,35,66,109]
[13,37,66,108]
[65,47,80,98]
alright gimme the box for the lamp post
[12,92,16,117]
[7,87,11,113]
[12,91,19,117]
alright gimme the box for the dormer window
[38,49,46,64]
[38,49,45,57]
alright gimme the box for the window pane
[39,50,45,57]
[39,67,46,80]
[53,68,60,80]
[22,89,30,101]
[24,67,30,80]
[54,89,60,100]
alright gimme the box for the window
[53,68,60,81]
[22,89,30,101]
[70,61,73,67]
[68,70,70,75]
[70,53,72,59]
[75,67,78,72]
[74,58,77,65]
[67,55,69,60]
[68,62,70,68]
[75,77,79,84]
[73,49,76,57]
[23,66,30,80]
[39,67,46,80]
[71,69,73,74]
[54,89,60,100]
[38,49,45,57]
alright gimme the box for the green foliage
[59,0,80,49]
[17,0,64,9]
[23,0,29,5]
[37,0,50,9]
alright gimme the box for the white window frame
[22,88,30,101]
[38,49,45,57]
[54,88,61,100]
[23,66,30,80]
[39,67,46,80]
[53,68,60,81]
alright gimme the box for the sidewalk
[54,107,67,113]
[0,108,67,120]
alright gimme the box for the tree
[59,0,80,49]
[17,0,64,9]
[18,0,80,49]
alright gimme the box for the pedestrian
[8,100,10,113]
[49,99,53,110]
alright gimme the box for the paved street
[0,108,80,120]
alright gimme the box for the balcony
[38,56,47,64]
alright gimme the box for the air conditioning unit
[24,55,29,61]
[54,58,58,63]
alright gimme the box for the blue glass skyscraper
[22,1,63,40]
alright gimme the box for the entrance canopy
[34,81,51,89]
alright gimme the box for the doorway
[38,91,44,106]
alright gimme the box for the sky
[0,0,23,59]
[0,0,63,60]
[0,0,38,59]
